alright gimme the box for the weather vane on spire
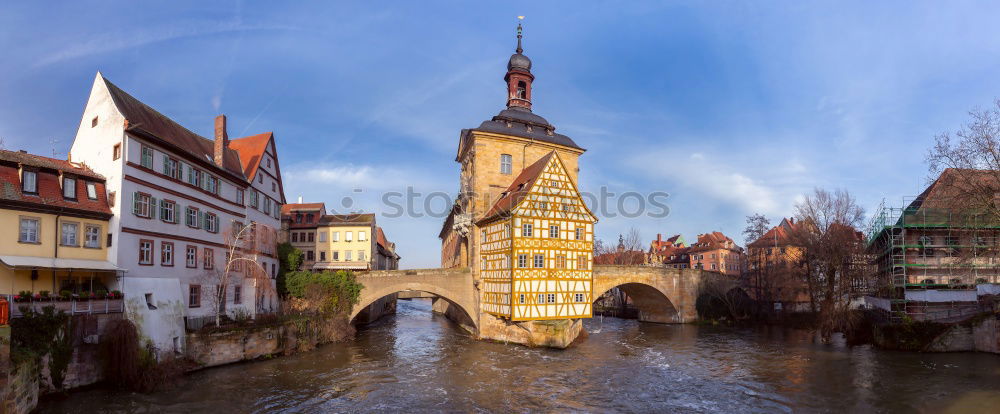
[516,16,525,54]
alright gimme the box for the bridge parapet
[593,265,715,323]
[358,267,472,279]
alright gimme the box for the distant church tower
[439,23,588,272]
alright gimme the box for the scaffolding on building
[866,197,1000,323]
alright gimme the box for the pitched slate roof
[468,107,582,150]
[477,151,556,224]
[101,75,246,177]
[0,150,111,218]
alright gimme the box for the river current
[38,299,1000,413]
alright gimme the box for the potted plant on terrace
[77,291,91,301]
[14,291,31,303]
[39,290,51,301]
[59,290,72,301]
[109,290,123,300]
[95,290,107,300]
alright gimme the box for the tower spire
[516,22,523,54]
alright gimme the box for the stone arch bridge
[351,265,738,333]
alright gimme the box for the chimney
[657,233,662,243]
[214,115,229,167]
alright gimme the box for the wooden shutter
[132,192,140,216]
[149,197,157,220]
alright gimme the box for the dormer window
[63,177,76,199]
[86,182,98,200]
[21,170,37,194]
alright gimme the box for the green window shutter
[132,192,140,215]
[149,197,157,220]
[162,155,169,174]
[197,211,204,229]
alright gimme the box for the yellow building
[312,214,377,271]
[477,152,597,320]
[0,149,121,297]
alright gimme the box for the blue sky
[4,2,1000,268]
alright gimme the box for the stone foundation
[432,297,477,334]
[925,315,1000,353]
[477,313,583,348]
[185,316,354,368]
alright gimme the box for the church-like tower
[439,23,589,280]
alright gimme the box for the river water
[38,299,1000,413]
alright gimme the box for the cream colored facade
[1,211,116,295]
[312,224,375,271]
[479,153,596,320]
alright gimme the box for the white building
[69,73,286,354]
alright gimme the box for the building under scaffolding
[866,170,1000,323]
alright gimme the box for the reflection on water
[38,299,1000,413]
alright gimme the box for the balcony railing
[5,295,125,318]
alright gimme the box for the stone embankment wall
[925,315,1000,353]
[185,316,354,369]
[0,327,38,414]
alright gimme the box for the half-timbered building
[477,151,597,320]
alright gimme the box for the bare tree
[200,221,278,327]
[594,227,645,265]
[927,100,1000,220]
[743,213,770,247]
[789,188,866,341]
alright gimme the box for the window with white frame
[84,225,100,248]
[359,231,367,241]
[203,248,214,269]
[132,192,151,217]
[358,250,365,261]
[139,240,153,264]
[500,154,512,174]
[205,213,219,233]
[248,190,258,208]
[160,200,176,223]
[161,242,174,266]
[21,170,36,193]
[185,207,199,228]
[63,177,76,199]
[60,222,79,246]
[186,246,197,268]
[18,217,39,243]
[319,231,327,242]
[333,251,339,261]
[518,254,527,268]
[345,250,353,261]
[346,231,353,242]
[86,182,97,200]
[575,228,584,240]
[332,231,339,241]
[141,146,153,169]
[236,189,244,205]
[577,255,588,270]
[163,156,179,179]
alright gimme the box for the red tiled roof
[376,226,390,249]
[477,151,555,225]
[101,75,246,178]
[688,231,741,253]
[748,218,799,249]
[0,150,111,218]
[229,132,272,181]
[320,213,375,225]
[0,150,104,180]
[281,202,326,216]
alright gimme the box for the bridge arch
[592,265,703,324]
[351,269,478,331]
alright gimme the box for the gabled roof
[748,218,800,249]
[688,231,741,253]
[229,132,272,181]
[907,168,1000,212]
[100,74,246,178]
[0,150,104,180]
[281,202,326,216]
[477,152,555,224]
[0,150,111,218]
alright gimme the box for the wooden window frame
[112,143,121,160]
[185,206,200,228]
[138,239,153,265]
[84,224,102,249]
[189,285,201,308]
[522,223,533,237]
[186,245,198,268]
[59,221,80,247]
[18,216,41,244]
[133,192,152,219]
[62,176,77,200]
[549,225,559,239]
[161,241,175,266]
[21,169,37,194]
[203,248,214,270]
[140,145,154,169]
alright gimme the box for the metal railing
[5,295,125,318]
